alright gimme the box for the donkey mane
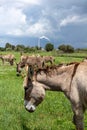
[34,61,80,77]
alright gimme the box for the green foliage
[4,43,41,53]
[58,44,74,53]
[6,48,12,51]
[5,43,15,51]
[45,43,54,51]
[5,43,12,49]
[75,48,87,53]
[0,47,5,51]
[15,44,25,51]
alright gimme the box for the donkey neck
[36,64,78,93]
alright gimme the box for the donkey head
[23,64,45,112]
[16,61,25,76]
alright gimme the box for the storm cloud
[0,0,87,48]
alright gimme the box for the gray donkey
[23,61,87,130]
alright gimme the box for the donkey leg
[10,60,13,65]
[72,106,84,130]
[73,114,84,130]
[2,59,4,65]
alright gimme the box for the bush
[58,44,74,53]
[45,43,54,51]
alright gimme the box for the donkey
[20,52,35,62]
[42,56,55,65]
[23,61,87,130]
[16,56,44,76]
[0,54,16,65]
[16,61,26,76]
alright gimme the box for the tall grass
[0,51,87,130]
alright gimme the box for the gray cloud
[0,0,87,48]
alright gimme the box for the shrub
[45,43,54,51]
[58,44,74,53]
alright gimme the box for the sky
[0,0,87,48]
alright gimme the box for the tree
[11,45,15,50]
[58,44,74,53]
[66,45,74,53]
[5,43,15,50]
[15,44,25,51]
[58,44,66,52]
[45,43,54,51]
[5,43,12,50]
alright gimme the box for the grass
[0,51,87,130]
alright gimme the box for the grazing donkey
[23,61,87,130]
[16,61,25,76]
[0,54,16,65]
[16,55,55,76]
[16,56,44,76]
[42,56,55,65]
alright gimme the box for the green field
[0,51,87,130]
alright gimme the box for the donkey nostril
[29,107,35,112]
[30,106,34,111]
[30,105,36,111]
[25,105,36,112]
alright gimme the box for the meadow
[0,51,87,130]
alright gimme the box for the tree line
[0,42,86,53]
